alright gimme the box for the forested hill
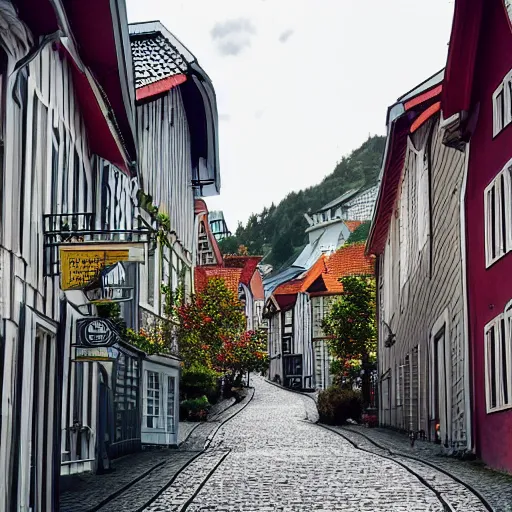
[218,135,386,271]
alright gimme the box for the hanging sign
[76,318,121,348]
[60,243,145,290]
[75,346,120,362]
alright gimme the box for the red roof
[318,243,375,294]
[367,78,443,256]
[224,255,263,286]
[195,267,242,295]
[273,256,328,295]
[442,0,484,120]
[271,244,374,303]
[344,220,364,233]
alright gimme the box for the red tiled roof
[274,279,303,295]
[273,256,328,296]
[344,220,364,233]
[224,255,263,286]
[319,242,375,294]
[194,267,242,296]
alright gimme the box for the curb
[264,378,318,404]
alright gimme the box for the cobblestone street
[143,377,491,512]
[61,377,510,511]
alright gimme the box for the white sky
[126,0,455,231]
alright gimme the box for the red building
[442,0,512,473]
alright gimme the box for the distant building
[209,210,232,241]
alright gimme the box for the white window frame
[140,242,161,314]
[493,69,512,137]
[484,303,512,413]
[484,159,512,267]
[144,370,162,429]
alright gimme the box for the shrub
[181,364,220,401]
[180,395,211,422]
[317,387,363,425]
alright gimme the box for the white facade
[141,355,180,446]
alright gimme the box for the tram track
[88,388,254,512]
[309,420,493,512]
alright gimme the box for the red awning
[60,0,137,161]
[62,47,130,175]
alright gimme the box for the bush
[317,387,363,425]
[181,364,220,401]
[180,395,211,422]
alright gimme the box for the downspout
[460,142,473,453]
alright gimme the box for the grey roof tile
[130,34,188,88]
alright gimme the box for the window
[484,161,512,267]
[147,248,156,307]
[493,70,512,137]
[167,376,175,433]
[146,371,160,428]
[417,149,429,250]
[485,306,512,413]
[399,171,409,289]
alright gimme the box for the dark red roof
[224,255,263,286]
[442,0,484,120]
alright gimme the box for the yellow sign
[60,243,145,290]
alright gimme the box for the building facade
[441,0,512,472]
[367,71,471,451]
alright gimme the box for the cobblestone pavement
[338,426,512,512]
[59,450,197,512]
[145,376,488,512]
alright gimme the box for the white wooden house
[367,71,470,450]
[0,0,139,508]
[129,21,221,446]
[266,243,374,390]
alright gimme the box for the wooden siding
[378,117,468,449]
[293,293,313,387]
[136,89,195,254]
[311,295,336,389]
[268,312,282,381]
[0,15,101,507]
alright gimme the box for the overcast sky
[126,0,455,231]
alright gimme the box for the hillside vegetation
[219,135,386,271]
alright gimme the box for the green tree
[322,275,376,406]
[175,278,246,369]
[346,222,371,244]
[218,236,240,255]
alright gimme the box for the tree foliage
[322,275,376,404]
[346,221,371,244]
[175,278,269,382]
[223,136,385,268]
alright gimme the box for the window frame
[493,69,512,137]
[484,159,512,267]
[485,304,512,413]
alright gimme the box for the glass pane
[490,327,497,409]
[501,318,509,405]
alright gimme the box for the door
[431,328,449,445]
[18,312,58,512]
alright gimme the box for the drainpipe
[460,143,473,453]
